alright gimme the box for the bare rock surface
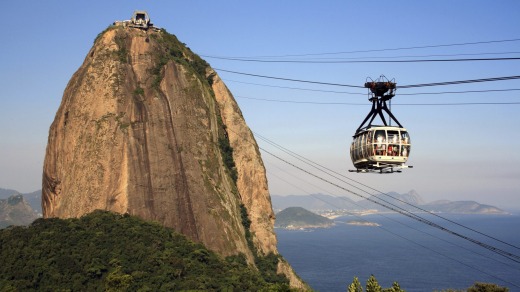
[42,26,305,288]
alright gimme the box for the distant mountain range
[272,190,508,215]
[0,188,509,228]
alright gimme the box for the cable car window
[374,130,386,156]
[401,131,410,144]
[360,133,365,158]
[387,130,399,156]
[351,137,356,161]
[402,145,410,157]
[354,138,358,161]
[366,132,373,156]
[363,132,369,158]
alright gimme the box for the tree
[366,275,382,292]
[104,265,133,291]
[383,281,405,292]
[348,277,363,292]
[467,282,509,292]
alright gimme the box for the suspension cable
[259,145,520,264]
[215,68,520,89]
[255,132,520,252]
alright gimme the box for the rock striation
[42,26,305,288]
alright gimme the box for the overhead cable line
[253,132,520,260]
[267,167,520,284]
[215,68,520,89]
[207,51,520,62]
[399,88,520,96]
[299,51,520,60]
[226,79,520,96]
[208,56,520,64]
[225,79,365,95]
[255,132,520,252]
[236,96,520,106]
[203,38,520,58]
[399,75,520,89]
[269,161,520,267]
[259,145,520,264]
[215,68,364,88]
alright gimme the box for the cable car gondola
[349,76,412,173]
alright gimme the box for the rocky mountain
[275,207,334,229]
[0,195,39,229]
[0,189,43,214]
[272,190,507,215]
[0,188,18,199]
[42,24,304,288]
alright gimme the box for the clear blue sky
[1,1,519,209]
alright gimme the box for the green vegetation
[0,211,291,291]
[239,204,290,287]
[114,32,128,63]
[348,275,510,292]
[466,282,509,292]
[219,135,238,183]
[437,282,509,292]
[348,275,404,292]
[133,87,144,96]
[149,28,212,89]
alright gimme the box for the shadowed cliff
[42,25,305,288]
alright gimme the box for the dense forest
[0,211,291,291]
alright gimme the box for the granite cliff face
[42,26,304,288]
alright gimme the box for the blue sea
[276,214,520,292]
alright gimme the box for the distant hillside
[421,200,506,214]
[0,188,42,214]
[0,188,19,199]
[275,207,334,229]
[0,195,39,229]
[0,211,290,291]
[22,190,42,214]
[272,190,507,215]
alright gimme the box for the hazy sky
[1,1,519,209]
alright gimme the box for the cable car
[349,76,412,173]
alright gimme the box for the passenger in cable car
[401,132,409,144]
[385,132,395,156]
[375,132,386,156]
[402,146,408,157]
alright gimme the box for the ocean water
[276,214,520,291]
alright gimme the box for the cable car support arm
[356,77,403,133]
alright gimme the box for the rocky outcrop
[0,195,39,228]
[210,72,278,255]
[42,26,305,288]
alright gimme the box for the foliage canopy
[0,211,291,291]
